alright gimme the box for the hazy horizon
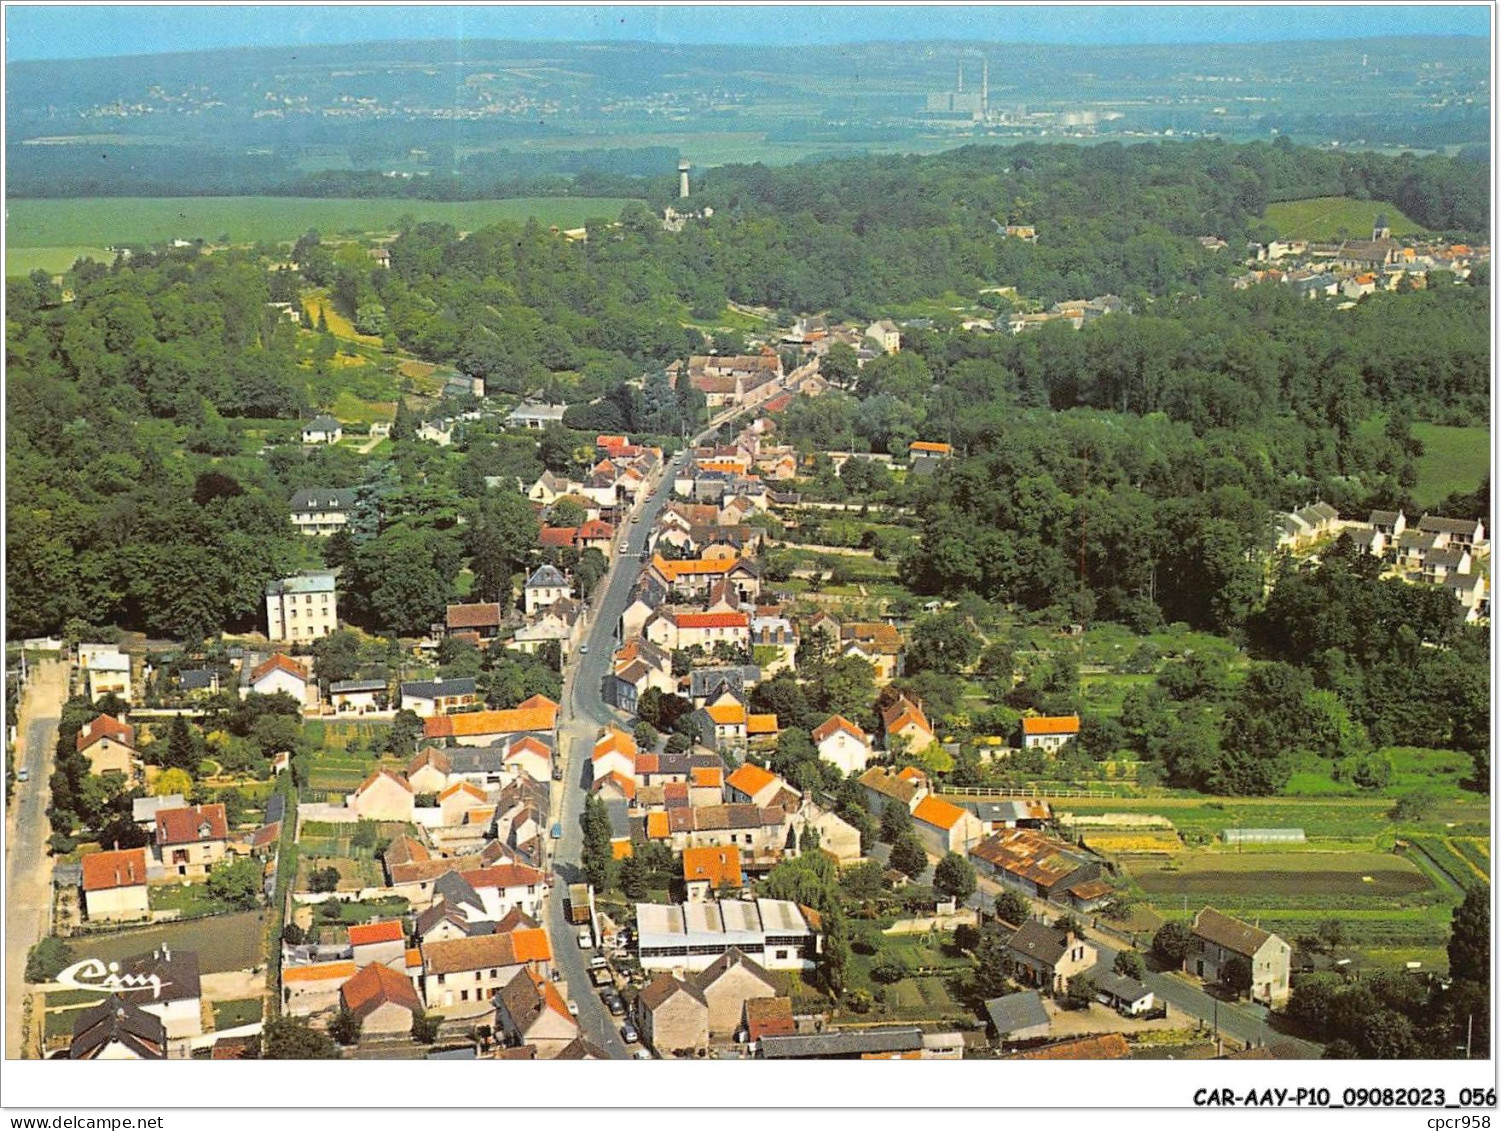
[4,4,1490,63]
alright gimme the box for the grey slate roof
[1005,919,1072,967]
[330,679,387,695]
[177,669,216,691]
[432,870,486,916]
[306,415,341,432]
[401,676,477,700]
[265,792,286,825]
[525,565,569,588]
[290,487,358,511]
[1090,968,1153,1005]
[984,990,1050,1037]
[760,1027,924,1059]
[70,995,166,1060]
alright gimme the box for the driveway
[5,657,68,1059]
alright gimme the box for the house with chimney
[76,715,139,782]
[155,804,229,878]
[1186,907,1291,1005]
[82,847,150,922]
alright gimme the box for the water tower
[678,160,691,199]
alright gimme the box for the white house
[302,415,343,445]
[244,653,310,705]
[811,715,872,776]
[523,565,573,616]
[289,488,358,536]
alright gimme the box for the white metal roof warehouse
[635,898,819,972]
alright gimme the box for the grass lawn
[1410,422,1490,509]
[72,910,266,974]
[1262,196,1429,241]
[302,292,383,348]
[329,390,396,426]
[1124,849,1435,903]
[147,882,240,918]
[4,196,641,250]
[5,245,115,278]
[211,998,263,1029]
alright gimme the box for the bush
[329,1005,363,1046]
[411,1012,442,1044]
[25,937,74,983]
[308,866,341,893]
[1153,921,1193,966]
[870,956,910,985]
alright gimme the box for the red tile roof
[446,602,504,629]
[249,653,307,685]
[675,611,750,630]
[155,804,228,846]
[77,714,134,753]
[913,795,971,832]
[340,961,422,1019]
[812,714,867,745]
[424,698,558,739]
[354,768,413,795]
[82,848,147,892]
[682,846,742,889]
[348,920,405,948]
[727,762,776,798]
[539,526,579,548]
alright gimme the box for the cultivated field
[4,196,639,275]
[1124,850,1435,902]
[5,245,114,277]
[1263,196,1429,241]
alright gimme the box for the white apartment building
[265,572,338,642]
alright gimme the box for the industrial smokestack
[678,160,691,199]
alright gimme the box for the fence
[936,785,1121,800]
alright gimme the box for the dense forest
[5,138,1490,653]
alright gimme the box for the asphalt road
[542,388,794,1059]
[5,658,67,1059]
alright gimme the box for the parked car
[577,928,593,949]
[633,1048,653,1060]
[632,513,641,523]
[602,990,626,1016]
[550,822,563,839]
[15,768,28,783]
[567,1000,580,1016]
[578,642,589,654]
[619,540,630,552]
[620,1022,639,1043]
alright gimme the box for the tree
[1316,918,1346,956]
[263,1016,338,1059]
[581,795,615,892]
[391,398,419,442]
[1064,974,1097,1010]
[632,721,659,751]
[973,928,1014,998]
[1447,884,1490,985]
[151,767,193,798]
[1220,954,1252,999]
[619,853,649,900]
[933,852,977,902]
[206,858,262,908]
[889,831,928,879]
[329,1005,363,1046]
[840,860,889,899]
[871,954,910,984]
[1152,921,1192,965]
[411,1009,438,1045]
[879,799,912,844]
[162,715,200,773]
[1114,950,1146,980]
[905,611,981,676]
[386,710,423,758]
[25,937,74,983]
[307,866,341,894]
[993,890,1031,927]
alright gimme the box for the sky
[3,4,1490,62]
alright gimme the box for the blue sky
[4,4,1489,62]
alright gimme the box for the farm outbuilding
[1221,828,1306,846]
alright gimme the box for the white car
[633,1048,653,1060]
[619,540,630,552]
[567,1000,580,1016]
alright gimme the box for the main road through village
[542,374,801,1058]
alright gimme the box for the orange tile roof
[282,960,357,984]
[439,781,488,803]
[424,699,558,739]
[341,961,422,1019]
[250,652,307,684]
[509,926,553,964]
[896,766,927,784]
[812,714,867,744]
[653,555,738,580]
[909,441,952,454]
[682,846,743,889]
[747,713,779,735]
[593,770,637,800]
[354,768,413,795]
[1011,1033,1130,1060]
[611,839,634,860]
[463,863,547,891]
[593,726,638,761]
[691,766,723,788]
[706,703,748,726]
[913,794,970,832]
[155,803,228,846]
[1022,715,1080,737]
[405,947,423,969]
[77,714,135,753]
[348,920,405,947]
[82,847,147,892]
[645,811,671,840]
[675,611,750,630]
[727,762,776,797]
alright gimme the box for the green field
[5,196,640,274]
[5,245,115,277]
[1410,422,1490,509]
[1263,196,1429,242]
[1125,850,1434,903]
[65,910,265,974]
